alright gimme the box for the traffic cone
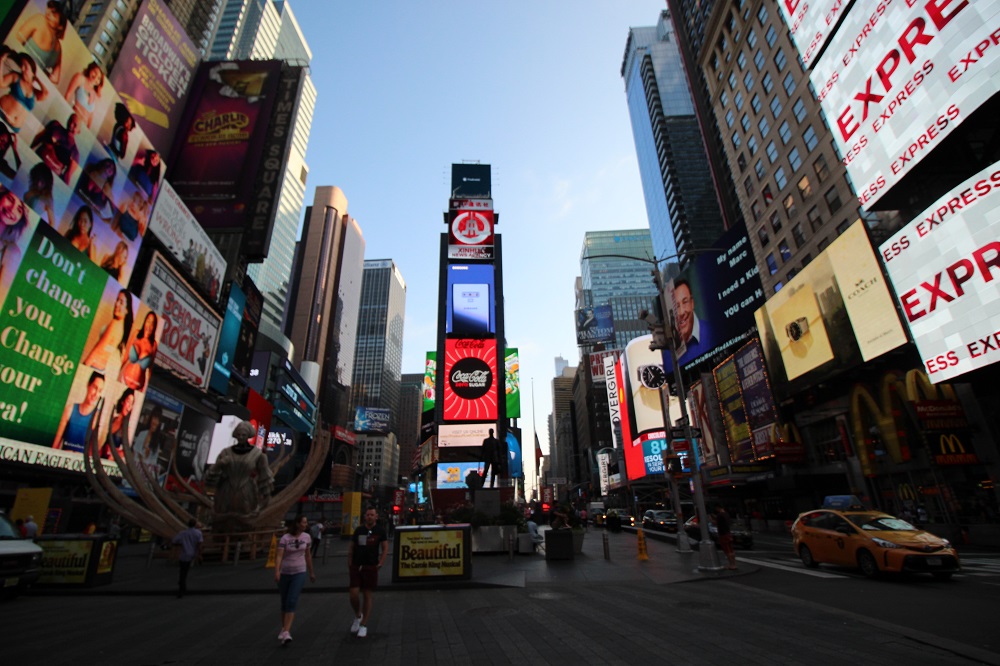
[265,534,278,569]
[637,528,649,561]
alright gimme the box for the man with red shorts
[348,507,388,638]
[712,505,737,570]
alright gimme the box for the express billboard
[755,220,907,397]
[776,0,851,69]
[575,304,614,345]
[811,0,1000,209]
[878,159,1000,382]
[446,264,494,337]
[442,339,498,422]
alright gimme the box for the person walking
[712,505,737,570]
[309,519,323,557]
[274,515,315,645]
[171,519,203,598]
[348,507,388,639]
[23,515,38,538]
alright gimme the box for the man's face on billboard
[675,283,694,342]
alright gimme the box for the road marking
[736,556,843,578]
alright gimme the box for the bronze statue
[205,421,274,533]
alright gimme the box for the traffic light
[392,505,401,515]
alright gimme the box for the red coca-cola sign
[443,339,498,421]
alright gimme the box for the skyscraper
[208,0,318,333]
[622,10,727,264]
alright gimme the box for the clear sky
[290,1,669,494]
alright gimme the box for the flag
[534,432,543,474]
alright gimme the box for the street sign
[670,427,701,439]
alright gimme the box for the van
[0,511,43,598]
[587,501,605,525]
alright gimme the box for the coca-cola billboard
[443,339,498,421]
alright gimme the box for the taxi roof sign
[822,495,867,510]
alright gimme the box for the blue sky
[291,1,669,487]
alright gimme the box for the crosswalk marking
[735,555,843,578]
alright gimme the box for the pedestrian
[580,507,589,531]
[23,515,38,538]
[171,519,203,598]
[274,515,315,645]
[712,505,737,570]
[348,507,388,639]
[309,519,323,556]
[14,518,25,537]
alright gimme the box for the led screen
[442,339,498,422]
[446,264,494,337]
[436,461,484,489]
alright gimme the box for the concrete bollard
[233,540,242,566]
[603,531,610,560]
[508,533,515,561]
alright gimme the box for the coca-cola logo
[449,357,493,399]
[455,339,486,349]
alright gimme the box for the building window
[751,94,762,114]
[729,71,738,89]
[773,281,784,292]
[769,95,782,118]
[744,176,754,196]
[726,109,735,127]
[747,29,758,48]
[775,48,787,72]
[778,120,792,144]
[766,253,779,274]
[737,52,747,70]
[836,219,851,235]
[775,167,788,190]
[737,152,747,172]
[830,139,843,160]
[731,131,741,148]
[783,73,796,95]
[844,171,856,195]
[813,154,829,182]
[783,194,797,217]
[818,237,829,251]
[762,72,774,94]
[792,98,806,122]
[744,71,755,90]
[735,91,744,110]
[754,159,765,179]
[757,4,769,25]
[758,226,770,246]
[741,113,751,132]
[754,50,765,71]
[110,8,123,22]
[786,267,798,281]
[770,210,782,233]
[797,175,812,198]
[763,183,774,203]
[766,141,778,163]
[788,147,802,171]
[105,19,116,32]
[807,205,822,229]
[803,125,818,151]
[779,239,792,261]
[801,253,812,267]
[758,116,770,137]
[824,186,842,213]
[751,200,762,221]
[792,223,807,246]
[94,42,107,56]
[747,135,758,155]
[765,25,778,47]
[720,90,729,107]
[100,30,112,45]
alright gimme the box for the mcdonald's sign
[897,483,917,502]
[933,433,978,466]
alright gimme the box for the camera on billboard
[785,317,809,342]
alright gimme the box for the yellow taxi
[791,498,960,579]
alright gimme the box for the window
[779,240,792,261]
[741,114,751,132]
[783,194,797,217]
[757,5,769,25]
[758,226,770,246]
[792,223,807,246]
[786,267,798,281]
[110,8,123,22]
[788,147,802,171]
[744,176,754,196]
[732,131,741,148]
[774,167,787,190]
[754,50,765,71]
[78,26,90,37]
[766,253,779,274]
[797,175,812,197]
[818,237,829,251]
[747,29,758,48]
[831,138,843,160]
[105,19,116,32]
[773,281,784,292]
[737,52,747,70]
[813,155,829,182]
[94,42,107,56]
[792,98,806,122]
[718,35,729,54]
[844,171,856,195]
[803,125,818,151]
[769,96,782,118]
[747,135,758,155]
[758,116,770,137]
[751,94,762,114]
[763,183,774,203]
[726,12,737,33]
[762,72,774,94]
[783,73,796,95]
[726,109,735,127]
[807,206,822,229]
[754,159,765,179]
[734,92,744,110]
[778,120,792,144]
[729,72,738,89]
[720,90,729,107]
[774,48,787,72]
[765,25,778,47]
[737,152,747,172]
[751,200,763,221]
[824,186,842,213]
[836,219,851,235]
[744,71,755,90]
[100,30,112,45]
[770,211,782,232]
[766,141,778,163]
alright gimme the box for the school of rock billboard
[879,159,1000,382]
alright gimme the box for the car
[0,511,43,598]
[791,507,960,579]
[641,510,678,533]
[684,515,754,549]
[603,509,635,529]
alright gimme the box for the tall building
[622,10,727,264]
[398,374,424,480]
[209,0,318,333]
[350,260,407,435]
[285,186,365,430]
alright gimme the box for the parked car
[684,515,754,549]
[0,511,43,598]
[791,508,960,579]
[641,510,678,533]
[603,509,635,529]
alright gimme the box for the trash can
[545,529,574,561]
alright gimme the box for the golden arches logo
[939,433,965,455]
[898,483,917,502]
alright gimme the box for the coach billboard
[442,339,498,422]
[811,0,1000,209]
[878,159,1000,382]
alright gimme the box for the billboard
[619,335,682,481]
[422,351,436,412]
[147,181,226,303]
[442,339,498,422]
[354,406,391,434]
[436,461,484,489]
[208,281,245,394]
[448,205,494,261]
[139,252,221,389]
[131,385,182,485]
[812,0,1000,209]
[714,355,753,462]
[437,423,492,448]
[506,428,522,478]
[575,304,614,345]
[446,263,494,337]
[604,355,622,450]
[504,347,520,418]
[879,160,1000,382]
[166,406,214,490]
[108,0,198,156]
[230,274,262,382]
[776,0,851,69]
[450,163,491,198]
[755,221,907,396]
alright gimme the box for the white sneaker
[283,632,293,645]
[350,616,361,634]
[357,625,367,638]
[277,630,286,642]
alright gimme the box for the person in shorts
[348,507,388,638]
[712,505,737,570]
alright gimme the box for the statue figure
[205,421,273,533]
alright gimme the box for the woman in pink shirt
[273,514,315,645]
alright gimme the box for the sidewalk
[35,526,755,596]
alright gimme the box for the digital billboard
[437,423,492,448]
[575,304,614,345]
[714,355,753,462]
[506,428,522,479]
[436,461,484,489]
[450,163,491,198]
[879,159,1000,382]
[422,351,436,412]
[442,339,498,422]
[230,274,262,382]
[354,407,391,434]
[504,347,520,418]
[776,0,850,69]
[448,205,494,261]
[589,349,621,383]
[166,407,214,491]
[446,264,494,337]
[734,340,778,459]
[755,220,907,397]
[208,282,245,394]
[811,0,1000,209]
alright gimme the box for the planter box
[517,533,536,554]
[471,525,517,553]
[545,529,574,561]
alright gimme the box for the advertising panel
[714,356,753,462]
[575,304,614,345]
[147,181,226,302]
[688,376,719,463]
[273,361,316,432]
[620,335,676,481]
[755,221,906,397]
[776,0,851,69]
[435,461,483,489]
[506,428,522,479]
[450,163,491,198]
[208,281,245,394]
[166,407,214,490]
[811,0,1000,209]
[421,351,436,412]
[246,388,272,449]
[131,385,182,485]
[442,339,498,422]
[448,207,494,260]
[207,414,241,465]
[604,355,621,449]
[504,347,520,418]
[37,539,93,584]
[395,528,467,579]
[108,0,198,156]
[140,252,221,389]
[733,340,777,431]
[446,264,494,337]
[878,160,1000,382]
[354,406,390,434]
[589,349,621,383]
[597,450,610,496]
[230,275,262,382]
[437,423,491,448]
